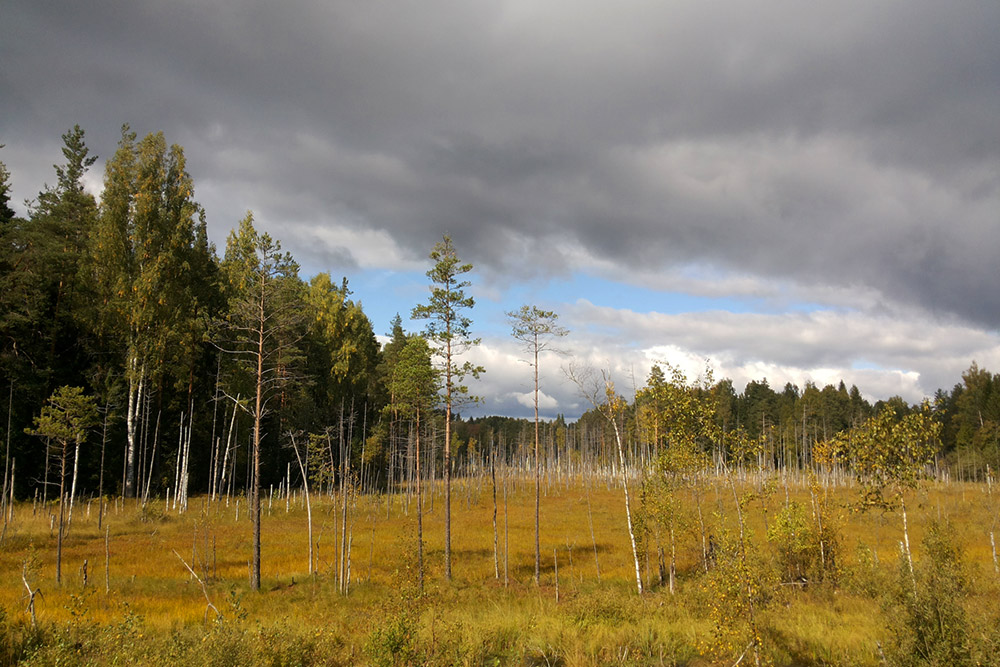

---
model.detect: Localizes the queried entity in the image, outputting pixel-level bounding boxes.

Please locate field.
[1,471,999,666]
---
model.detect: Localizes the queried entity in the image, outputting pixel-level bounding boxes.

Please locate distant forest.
[2,126,999,505]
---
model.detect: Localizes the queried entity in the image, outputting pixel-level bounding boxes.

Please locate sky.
[2,1,999,420]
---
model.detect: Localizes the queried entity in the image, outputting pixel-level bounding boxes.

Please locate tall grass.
[1,473,998,665]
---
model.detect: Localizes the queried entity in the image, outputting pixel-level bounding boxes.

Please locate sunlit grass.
[1,471,998,664]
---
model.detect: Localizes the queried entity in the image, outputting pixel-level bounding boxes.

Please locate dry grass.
[1,471,998,665]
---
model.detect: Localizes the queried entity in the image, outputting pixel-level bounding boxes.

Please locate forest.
[2,127,1000,665]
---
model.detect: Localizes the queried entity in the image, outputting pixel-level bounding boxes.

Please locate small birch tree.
[569,365,643,594]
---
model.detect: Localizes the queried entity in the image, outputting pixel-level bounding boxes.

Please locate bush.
[701,528,775,665]
[844,540,889,598]
[882,520,972,666]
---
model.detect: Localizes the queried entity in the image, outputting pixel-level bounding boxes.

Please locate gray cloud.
[3,0,999,330]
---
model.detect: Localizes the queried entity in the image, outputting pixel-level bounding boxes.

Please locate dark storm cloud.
[3,1,999,324]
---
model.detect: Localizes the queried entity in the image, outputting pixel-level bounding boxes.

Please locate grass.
[1,471,999,665]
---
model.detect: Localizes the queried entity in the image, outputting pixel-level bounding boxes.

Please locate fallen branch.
[172,549,221,623]
[21,564,41,628]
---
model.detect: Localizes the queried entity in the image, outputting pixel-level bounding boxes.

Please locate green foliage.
[0,150,16,226]
[844,540,890,597]
[638,363,720,458]
[387,336,438,420]
[304,273,382,420]
[25,386,98,447]
[364,594,421,667]
[1,129,101,471]
[767,501,836,585]
[91,126,211,381]
[0,606,44,666]
[829,403,942,510]
[217,212,304,417]
[882,520,973,666]
[701,528,775,665]
[89,125,218,497]
[410,234,484,409]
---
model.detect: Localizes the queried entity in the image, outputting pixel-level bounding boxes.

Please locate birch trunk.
[609,414,643,595]
[124,361,146,498]
[68,439,81,525]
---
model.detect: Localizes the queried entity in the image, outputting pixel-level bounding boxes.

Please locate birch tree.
[823,402,941,585]
[569,365,643,594]
[91,127,207,497]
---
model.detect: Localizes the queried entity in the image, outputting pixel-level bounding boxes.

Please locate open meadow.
[2,471,999,666]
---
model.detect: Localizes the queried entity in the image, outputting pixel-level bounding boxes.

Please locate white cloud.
[460,300,1000,418]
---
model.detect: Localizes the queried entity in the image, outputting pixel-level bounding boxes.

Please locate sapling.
[826,403,941,589]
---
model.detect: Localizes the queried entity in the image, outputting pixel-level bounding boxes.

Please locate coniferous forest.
[2,127,1000,665]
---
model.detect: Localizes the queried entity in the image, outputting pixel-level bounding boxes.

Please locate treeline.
[0,126,388,508]
[458,364,1000,482]
[2,125,999,510]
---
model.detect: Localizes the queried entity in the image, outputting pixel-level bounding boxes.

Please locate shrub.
[701,528,775,665]
[882,520,972,666]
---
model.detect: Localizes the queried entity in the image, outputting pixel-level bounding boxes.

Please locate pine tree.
[0,148,15,228]
[411,235,483,581]
[25,386,97,583]
[506,305,567,584]
[216,212,304,591]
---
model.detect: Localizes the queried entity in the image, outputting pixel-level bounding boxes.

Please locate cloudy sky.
[3,1,999,419]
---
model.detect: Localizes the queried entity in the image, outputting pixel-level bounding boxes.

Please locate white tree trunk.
[124,360,145,498]
[609,415,643,595]
[68,439,81,524]
[290,434,313,574]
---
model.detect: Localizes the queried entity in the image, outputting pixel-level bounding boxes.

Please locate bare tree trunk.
[104,525,111,593]
[503,464,509,588]
[250,288,265,592]
[990,530,998,576]
[5,459,13,531]
[900,494,915,592]
[68,438,82,525]
[553,547,560,603]
[669,522,676,594]
[217,398,239,504]
[290,433,313,574]
[173,415,184,510]
[97,408,108,530]
[444,340,453,581]
[339,403,349,594]
[57,442,67,584]
[586,476,601,581]
[491,445,499,580]
[416,410,425,592]
[534,342,541,585]
[2,382,11,529]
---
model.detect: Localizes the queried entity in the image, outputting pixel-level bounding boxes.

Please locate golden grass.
[1,472,998,665]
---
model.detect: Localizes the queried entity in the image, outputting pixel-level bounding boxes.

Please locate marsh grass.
[0,475,998,665]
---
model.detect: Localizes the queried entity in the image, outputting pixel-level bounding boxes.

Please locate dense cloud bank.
[3,1,999,416]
